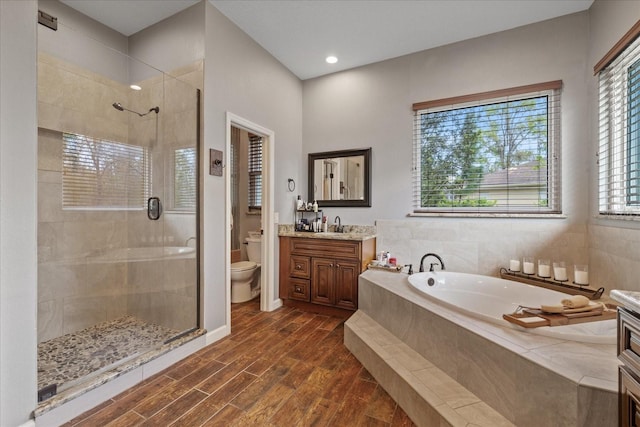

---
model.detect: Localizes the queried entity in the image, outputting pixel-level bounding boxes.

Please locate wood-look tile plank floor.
[63,300,417,426]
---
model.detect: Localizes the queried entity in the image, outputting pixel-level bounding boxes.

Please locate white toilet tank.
[246,236,262,263]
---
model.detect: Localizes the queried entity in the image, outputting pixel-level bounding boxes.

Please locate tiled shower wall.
[37,53,201,343]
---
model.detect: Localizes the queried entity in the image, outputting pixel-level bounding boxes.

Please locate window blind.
[248,133,262,209]
[598,27,640,217]
[412,82,562,214]
[173,147,196,211]
[62,133,150,209]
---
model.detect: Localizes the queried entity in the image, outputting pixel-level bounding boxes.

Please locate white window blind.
[412,81,562,215]
[248,133,262,209]
[173,147,196,211]
[62,133,150,209]
[597,25,640,217]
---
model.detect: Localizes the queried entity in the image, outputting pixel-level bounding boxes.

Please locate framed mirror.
[308,148,371,207]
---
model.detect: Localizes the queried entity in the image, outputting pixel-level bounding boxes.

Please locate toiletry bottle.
[296,195,303,210]
[313,200,318,212]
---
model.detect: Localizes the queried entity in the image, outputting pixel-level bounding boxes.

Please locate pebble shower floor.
[38,316,178,398]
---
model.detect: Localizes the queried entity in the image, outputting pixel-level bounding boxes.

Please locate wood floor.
[62,299,416,426]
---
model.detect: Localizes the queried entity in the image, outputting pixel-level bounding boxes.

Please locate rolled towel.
[561,295,590,308]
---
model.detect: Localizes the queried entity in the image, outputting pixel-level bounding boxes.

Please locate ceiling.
[60,0,594,80]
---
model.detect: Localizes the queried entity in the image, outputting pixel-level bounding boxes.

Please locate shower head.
[112,102,159,117]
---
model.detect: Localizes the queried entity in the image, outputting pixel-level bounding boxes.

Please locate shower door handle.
[147,197,162,220]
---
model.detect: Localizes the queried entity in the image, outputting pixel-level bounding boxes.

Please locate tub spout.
[419,253,445,272]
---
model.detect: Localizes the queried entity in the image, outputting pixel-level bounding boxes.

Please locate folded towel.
[561,295,590,308]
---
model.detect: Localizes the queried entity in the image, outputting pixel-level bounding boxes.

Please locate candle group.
[509,258,588,285]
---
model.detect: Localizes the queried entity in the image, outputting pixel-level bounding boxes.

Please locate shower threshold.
[36,316,205,415]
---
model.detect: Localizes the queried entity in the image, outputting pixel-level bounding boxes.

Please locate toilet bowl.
[231,235,262,303]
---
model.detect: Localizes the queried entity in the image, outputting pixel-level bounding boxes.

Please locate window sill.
[408,212,567,219]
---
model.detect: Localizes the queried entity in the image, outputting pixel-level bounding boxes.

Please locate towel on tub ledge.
[560,295,590,308]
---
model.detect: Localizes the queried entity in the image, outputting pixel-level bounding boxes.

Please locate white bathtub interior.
[407,271,616,344]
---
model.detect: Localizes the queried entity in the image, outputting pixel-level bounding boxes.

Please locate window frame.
[411,80,563,217]
[247,133,262,210]
[596,20,640,218]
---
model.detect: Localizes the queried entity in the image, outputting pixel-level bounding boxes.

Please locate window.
[173,147,196,211]
[412,81,562,215]
[597,22,640,216]
[248,133,262,209]
[62,133,150,209]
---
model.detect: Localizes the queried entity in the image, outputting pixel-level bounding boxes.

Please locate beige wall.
[1,1,38,424]
[303,12,592,280]
[203,3,303,329]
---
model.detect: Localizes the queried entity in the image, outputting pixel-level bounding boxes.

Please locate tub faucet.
[334,216,343,233]
[419,253,445,272]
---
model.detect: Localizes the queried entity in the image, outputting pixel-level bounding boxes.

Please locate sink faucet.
[419,253,445,272]
[334,216,343,233]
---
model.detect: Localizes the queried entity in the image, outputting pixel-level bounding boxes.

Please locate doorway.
[225,113,280,327]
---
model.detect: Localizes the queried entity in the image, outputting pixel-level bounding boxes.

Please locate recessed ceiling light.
[326,56,338,64]
[130,84,142,91]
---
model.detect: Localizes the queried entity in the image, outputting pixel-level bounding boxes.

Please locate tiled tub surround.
[345,270,619,427]
[374,219,588,279]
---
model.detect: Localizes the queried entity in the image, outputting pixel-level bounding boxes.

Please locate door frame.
[225,112,281,321]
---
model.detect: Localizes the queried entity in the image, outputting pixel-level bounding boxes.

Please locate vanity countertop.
[611,289,640,312]
[278,224,376,242]
[278,230,376,242]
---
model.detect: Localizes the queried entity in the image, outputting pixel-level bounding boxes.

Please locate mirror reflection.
[313,156,364,200]
[308,148,371,207]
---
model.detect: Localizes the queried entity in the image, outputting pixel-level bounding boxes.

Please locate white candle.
[523,262,535,274]
[538,264,551,277]
[575,271,589,285]
[554,267,568,281]
[509,259,520,272]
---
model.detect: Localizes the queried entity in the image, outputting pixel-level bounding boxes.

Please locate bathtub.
[88,246,195,263]
[407,271,616,344]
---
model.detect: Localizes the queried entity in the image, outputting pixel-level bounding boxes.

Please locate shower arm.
[112,102,159,117]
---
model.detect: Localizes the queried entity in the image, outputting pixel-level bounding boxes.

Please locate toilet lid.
[231,261,257,271]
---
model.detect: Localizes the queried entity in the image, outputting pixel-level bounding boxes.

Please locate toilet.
[230,233,262,303]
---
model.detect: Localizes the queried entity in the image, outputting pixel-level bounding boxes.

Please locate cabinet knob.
[295,286,301,293]
[295,264,302,270]
[329,263,333,267]
[336,264,340,268]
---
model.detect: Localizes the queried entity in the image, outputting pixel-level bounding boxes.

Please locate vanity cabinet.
[279,236,375,315]
[619,307,640,427]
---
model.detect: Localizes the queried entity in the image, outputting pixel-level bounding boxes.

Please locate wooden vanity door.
[334,260,359,310]
[311,257,335,306]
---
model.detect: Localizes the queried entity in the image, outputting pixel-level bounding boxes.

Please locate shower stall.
[36,23,200,401]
